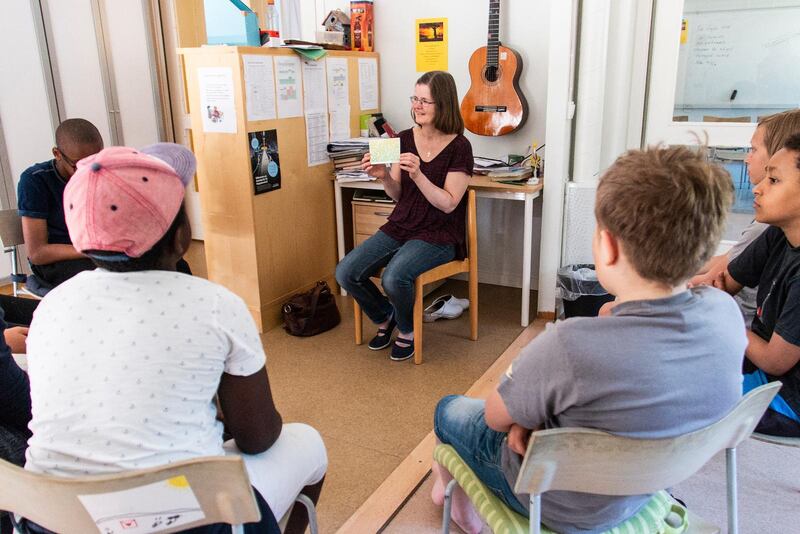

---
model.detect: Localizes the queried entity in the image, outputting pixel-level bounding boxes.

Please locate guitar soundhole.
[483,65,501,84]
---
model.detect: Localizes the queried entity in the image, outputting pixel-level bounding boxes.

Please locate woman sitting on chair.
[336,71,474,362]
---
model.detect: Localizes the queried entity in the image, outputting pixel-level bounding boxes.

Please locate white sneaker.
[423,295,470,322]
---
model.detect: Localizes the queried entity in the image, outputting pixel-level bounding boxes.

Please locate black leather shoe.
[390,338,415,361]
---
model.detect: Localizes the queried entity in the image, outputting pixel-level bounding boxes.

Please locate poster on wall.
[274,56,303,118]
[358,57,379,111]
[198,67,237,133]
[249,130,281,195]
[243,54,277,121]
[415,18,448,72]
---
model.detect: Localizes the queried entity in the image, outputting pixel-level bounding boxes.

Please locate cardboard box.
[204,0,260,47]
[350,0,374,52]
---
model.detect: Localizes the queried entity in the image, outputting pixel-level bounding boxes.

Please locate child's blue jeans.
[433,395,528,516]
[335,230,455,334]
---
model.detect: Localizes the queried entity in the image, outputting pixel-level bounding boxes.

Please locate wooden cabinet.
[352,200,395,245]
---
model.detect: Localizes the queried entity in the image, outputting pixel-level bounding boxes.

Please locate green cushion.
[433,444,687,534]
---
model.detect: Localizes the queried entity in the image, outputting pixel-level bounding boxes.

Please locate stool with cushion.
[436,382,780,534]
[353,189,478,364]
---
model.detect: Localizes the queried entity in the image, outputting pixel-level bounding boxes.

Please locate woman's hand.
[398,152,422,181]
[361,153,388,180]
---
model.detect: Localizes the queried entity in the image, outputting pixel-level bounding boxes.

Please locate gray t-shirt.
[729,220,768,326]
[498,287,746,534]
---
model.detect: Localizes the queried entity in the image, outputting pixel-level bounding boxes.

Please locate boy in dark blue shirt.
[17,118,102,287]
[717,133,800,437]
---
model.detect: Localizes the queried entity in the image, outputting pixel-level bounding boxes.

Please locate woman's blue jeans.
[335,230,455,334]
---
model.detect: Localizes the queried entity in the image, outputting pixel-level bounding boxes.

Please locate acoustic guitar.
[460,0,528,136]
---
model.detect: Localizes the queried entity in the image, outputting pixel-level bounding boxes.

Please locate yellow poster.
[416,18,448,72]
[680,18,688,44]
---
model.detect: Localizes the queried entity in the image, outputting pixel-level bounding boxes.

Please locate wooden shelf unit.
[180,46,380,331]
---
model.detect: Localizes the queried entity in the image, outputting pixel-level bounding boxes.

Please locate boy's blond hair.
[595,146,733,286]
[760,109,800,157]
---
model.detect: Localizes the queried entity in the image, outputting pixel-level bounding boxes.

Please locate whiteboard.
[675,7,800,108]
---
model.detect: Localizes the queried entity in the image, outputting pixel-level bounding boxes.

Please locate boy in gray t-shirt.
[431,146,747,534]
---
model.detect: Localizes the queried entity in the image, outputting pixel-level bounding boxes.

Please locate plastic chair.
[439,382,780,534]
[0,455,261,533]
[353,189,478,364]
[0,209,50,299]
[751,432,800,448]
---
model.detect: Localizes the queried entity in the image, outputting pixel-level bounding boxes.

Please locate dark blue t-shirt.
[17,160,72,245]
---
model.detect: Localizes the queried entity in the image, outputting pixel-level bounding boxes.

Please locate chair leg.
[294,493,319,534]
[354,301,363,345]
[441,479,457,534]
[726,447,738,534]
[414,279,424,364]
[530,494,541,534]
[468,269,478,341]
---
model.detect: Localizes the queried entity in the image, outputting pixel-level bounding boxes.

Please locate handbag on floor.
[282,281,341,336]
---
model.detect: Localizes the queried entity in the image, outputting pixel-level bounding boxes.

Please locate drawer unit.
[352,200,395,244]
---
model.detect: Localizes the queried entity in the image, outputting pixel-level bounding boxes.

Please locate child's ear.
[596,228,620,267]
[171,217,192,258]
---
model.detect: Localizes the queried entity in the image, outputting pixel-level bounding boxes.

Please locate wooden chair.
[0,209,50,298]
[0,455,262,534]
[702,115,751,123]
[354,189,478,365]
[439,382,780,534]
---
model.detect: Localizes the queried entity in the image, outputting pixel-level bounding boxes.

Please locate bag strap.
[299,282,326,333]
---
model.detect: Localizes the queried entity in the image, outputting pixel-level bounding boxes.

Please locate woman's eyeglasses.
[409,96,435,106]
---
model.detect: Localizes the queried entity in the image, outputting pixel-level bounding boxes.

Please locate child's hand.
[689,272,714,288]
[507,423,532,456]
[711,271,727,291]
[4,326,28,354]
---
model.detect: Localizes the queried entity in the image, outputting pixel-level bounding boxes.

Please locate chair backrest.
[0,209,25,249]
[0,455,261,533]
[514,382,780,496]
[465,189,477,262]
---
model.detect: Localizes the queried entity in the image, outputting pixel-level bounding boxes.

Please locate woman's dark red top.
[381,128,474,258]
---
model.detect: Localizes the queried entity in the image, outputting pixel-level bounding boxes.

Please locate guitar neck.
[487,0,500,67]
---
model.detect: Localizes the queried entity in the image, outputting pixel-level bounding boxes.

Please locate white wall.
[305,0,549,289]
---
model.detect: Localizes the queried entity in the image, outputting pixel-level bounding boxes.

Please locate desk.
[334,176,543,326]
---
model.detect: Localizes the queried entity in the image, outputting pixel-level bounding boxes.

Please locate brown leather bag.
[282,281,341,336]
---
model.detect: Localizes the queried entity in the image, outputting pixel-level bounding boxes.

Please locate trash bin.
[556,264,615,318]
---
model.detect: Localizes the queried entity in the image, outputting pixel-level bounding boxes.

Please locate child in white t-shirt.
[25,145,327,533]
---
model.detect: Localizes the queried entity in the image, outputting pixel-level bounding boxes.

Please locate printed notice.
[369,138,400,165]
[274,56,303,118]
[198,67,237,133]
[329,107,351,142]
[416,18,448,71]
[78,476,204,534]
[302,58,328,114]
[326,57,350,110]
[358,57,379,111]
[243,54,277,121]
[305,112,330,166]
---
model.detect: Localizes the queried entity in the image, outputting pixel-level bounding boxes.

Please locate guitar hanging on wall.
[460,0,529,136]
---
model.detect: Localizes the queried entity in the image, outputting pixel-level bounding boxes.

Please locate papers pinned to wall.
[358,57,378,111]
[305,112,330,166]
[243,55,277,122]
[274,56,303,118]
[198,67,237,133]
[415,18,448,72]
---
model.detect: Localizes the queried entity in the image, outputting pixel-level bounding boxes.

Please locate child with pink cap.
[23,145,327,533]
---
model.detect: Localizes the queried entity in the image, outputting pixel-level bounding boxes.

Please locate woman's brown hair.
[413,71,464,135]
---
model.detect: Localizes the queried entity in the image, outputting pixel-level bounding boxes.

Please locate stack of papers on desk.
[336,171,374,183]
[328,138,370,152]
[473,154,535,182]
[329,138,371,182]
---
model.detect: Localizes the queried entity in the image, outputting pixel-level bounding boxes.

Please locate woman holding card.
[336,71,474,362]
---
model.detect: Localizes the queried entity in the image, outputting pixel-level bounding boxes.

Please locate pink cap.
[64,146,186,259]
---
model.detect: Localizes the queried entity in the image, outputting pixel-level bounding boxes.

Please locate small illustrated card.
[78,475,205,534]
[369,138,400,165]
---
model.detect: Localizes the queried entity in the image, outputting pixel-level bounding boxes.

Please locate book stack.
[473,156,536,183]
[328,138,371,183]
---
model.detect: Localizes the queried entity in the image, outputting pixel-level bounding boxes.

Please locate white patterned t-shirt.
[25,269,266,476]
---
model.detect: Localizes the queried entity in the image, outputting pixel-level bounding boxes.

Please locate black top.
[381,128,474,259]
[729,225,800,413]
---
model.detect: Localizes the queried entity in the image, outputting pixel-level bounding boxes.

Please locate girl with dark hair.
[336,71,474,362]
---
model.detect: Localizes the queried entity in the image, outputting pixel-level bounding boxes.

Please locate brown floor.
[183,239,532,532]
